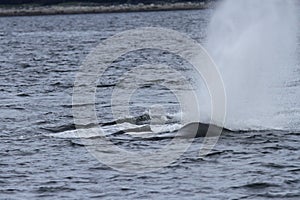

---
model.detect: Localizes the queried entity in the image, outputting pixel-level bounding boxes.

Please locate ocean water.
[0,8,299,200]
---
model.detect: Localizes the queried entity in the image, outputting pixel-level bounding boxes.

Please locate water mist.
[206,0,298,130]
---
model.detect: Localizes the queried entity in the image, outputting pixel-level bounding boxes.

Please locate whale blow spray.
[206,0,298,130]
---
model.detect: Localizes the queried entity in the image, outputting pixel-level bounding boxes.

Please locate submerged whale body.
[101,114,230,138]
[111,122,230,138]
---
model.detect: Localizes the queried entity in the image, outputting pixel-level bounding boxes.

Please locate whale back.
[177,122,227,138]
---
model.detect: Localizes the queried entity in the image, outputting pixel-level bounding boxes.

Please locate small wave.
[36,186,76,193]
[257,191,300,198]
[234,182,280,190]
[41,123,76,133]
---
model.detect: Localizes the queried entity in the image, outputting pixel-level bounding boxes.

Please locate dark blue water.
[0,10,299,199]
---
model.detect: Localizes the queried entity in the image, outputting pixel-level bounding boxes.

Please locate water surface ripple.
[0,10,299,199]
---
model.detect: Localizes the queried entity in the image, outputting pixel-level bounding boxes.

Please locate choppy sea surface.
[0,10,300,199]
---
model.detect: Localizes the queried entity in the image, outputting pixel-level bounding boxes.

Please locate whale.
[99,113,231,138]
[110,122,231,138]
[176,122,231,138]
